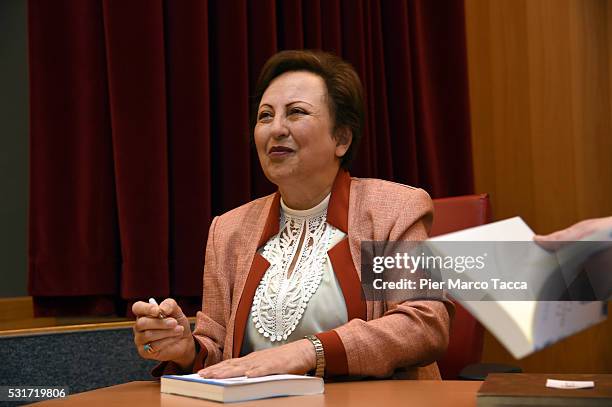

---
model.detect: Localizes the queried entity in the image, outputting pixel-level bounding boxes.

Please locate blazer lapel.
[326,170,367,321]
[232,193,280,358]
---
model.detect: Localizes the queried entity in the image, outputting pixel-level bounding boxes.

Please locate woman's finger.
[134,316,177,333]
[245,367,271,378]
[533,235,565,251]
[159,298,185,320]
[534,216,612,250]
[144,334,186,356]
[199,358,246,377]
[201,363,249,379]
[134,325,183,345]
[132,301,161,318]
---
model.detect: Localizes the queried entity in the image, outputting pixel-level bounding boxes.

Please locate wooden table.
[32,380,482,406]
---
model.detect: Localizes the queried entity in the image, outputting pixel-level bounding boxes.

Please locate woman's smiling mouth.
[268,145,295,158]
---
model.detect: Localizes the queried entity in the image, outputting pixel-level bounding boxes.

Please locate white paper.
[545,379,595,389]
[426,216,608,359]
[428,216,535,242]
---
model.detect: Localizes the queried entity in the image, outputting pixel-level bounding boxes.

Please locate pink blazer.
[162,170,452,379]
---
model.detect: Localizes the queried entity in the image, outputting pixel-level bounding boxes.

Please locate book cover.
[477,373,612,407]
[161,373,324,403]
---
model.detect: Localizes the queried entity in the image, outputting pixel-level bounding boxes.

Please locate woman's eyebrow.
[286,100,313,107]
[258,100,314,110]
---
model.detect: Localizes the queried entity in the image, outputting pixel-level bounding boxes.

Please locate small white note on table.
[546,379,595,389]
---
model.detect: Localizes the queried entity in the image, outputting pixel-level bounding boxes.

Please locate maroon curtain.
[28,0,473,316]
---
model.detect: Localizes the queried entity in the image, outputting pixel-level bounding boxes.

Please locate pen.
[148,297,166,319]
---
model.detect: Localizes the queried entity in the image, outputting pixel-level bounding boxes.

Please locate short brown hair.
[251,50,364,169]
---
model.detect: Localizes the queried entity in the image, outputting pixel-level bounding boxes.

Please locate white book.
[161,373,324,403]
[427,216,609,359]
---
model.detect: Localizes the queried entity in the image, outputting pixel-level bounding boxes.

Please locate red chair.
[430,194,491,380]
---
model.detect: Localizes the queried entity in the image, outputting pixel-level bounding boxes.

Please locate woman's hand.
[132,298,196,371]
[198,339,316,378]
[534,216,612,251]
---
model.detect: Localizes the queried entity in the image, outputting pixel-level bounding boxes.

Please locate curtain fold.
[164,0,212,297]
[102,0,171,299]
[28,0,474,316]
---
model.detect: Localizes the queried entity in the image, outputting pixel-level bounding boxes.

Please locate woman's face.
[254,71,350,186]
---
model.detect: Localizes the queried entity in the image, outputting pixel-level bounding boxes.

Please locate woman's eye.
[289,108,306,116]
[258,111,272,121]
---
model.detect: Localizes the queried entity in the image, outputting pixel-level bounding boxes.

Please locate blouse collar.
[280,193,330,218]
[257,169,351,247]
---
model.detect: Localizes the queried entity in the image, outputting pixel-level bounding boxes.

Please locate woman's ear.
[334,127,353,158]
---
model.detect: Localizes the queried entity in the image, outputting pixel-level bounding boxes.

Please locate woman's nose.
[269,115,289,139]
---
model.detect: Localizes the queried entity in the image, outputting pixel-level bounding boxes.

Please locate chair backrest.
[430,194,491,379]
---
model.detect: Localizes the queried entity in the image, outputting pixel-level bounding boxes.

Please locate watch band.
[305,335,326,377]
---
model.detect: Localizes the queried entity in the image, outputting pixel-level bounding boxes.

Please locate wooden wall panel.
[466,0,612,234]
[526,0,579,231]
[466,0,537,227]
[567,0,612,222]
[465,0,612,373]
[610,0,612,131]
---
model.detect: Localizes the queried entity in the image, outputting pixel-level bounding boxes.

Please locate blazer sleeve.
[191,215,231,370]
[315,188,454,378]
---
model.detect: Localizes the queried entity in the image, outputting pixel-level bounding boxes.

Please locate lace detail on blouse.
[252,195,335,342]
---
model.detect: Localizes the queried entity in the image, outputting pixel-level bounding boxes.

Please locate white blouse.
[242,194,349,354]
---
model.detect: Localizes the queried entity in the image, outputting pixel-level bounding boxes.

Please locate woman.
[132,50,452,379]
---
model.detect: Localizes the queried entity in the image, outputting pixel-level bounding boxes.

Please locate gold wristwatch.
[304,335,326,377]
